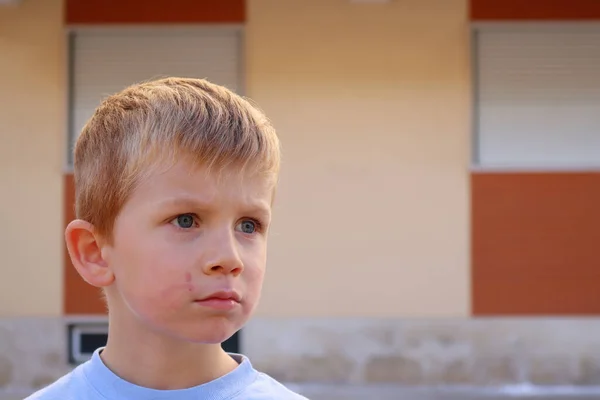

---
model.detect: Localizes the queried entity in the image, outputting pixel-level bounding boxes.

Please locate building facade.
[1,0,600,397]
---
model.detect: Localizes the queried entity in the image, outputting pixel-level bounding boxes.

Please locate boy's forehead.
[134,158,277,204]
[176,159,275,188]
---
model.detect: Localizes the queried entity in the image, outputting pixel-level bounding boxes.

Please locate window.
[66,26,242,167]
[473,24,600,169]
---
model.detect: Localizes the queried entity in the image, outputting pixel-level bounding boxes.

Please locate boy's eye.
[173,214,196,229]
[237,220,257,234]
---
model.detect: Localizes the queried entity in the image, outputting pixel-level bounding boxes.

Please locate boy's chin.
[168,320,242,345]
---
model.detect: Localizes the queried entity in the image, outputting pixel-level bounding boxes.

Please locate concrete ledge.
[6,385,600,400]
[286,384,600,400]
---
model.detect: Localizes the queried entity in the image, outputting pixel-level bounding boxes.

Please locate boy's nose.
[201,233,244,277]
[204,260,243,276]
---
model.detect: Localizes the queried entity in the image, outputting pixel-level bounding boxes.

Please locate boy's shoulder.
[241,371,309,399]
[24,364,93,400]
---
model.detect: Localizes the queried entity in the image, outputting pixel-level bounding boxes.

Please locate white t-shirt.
[26,348,308,400]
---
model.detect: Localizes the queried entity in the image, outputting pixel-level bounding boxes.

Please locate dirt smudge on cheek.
[185,272,193,292]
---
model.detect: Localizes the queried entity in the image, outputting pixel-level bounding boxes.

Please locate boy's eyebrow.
[155,196,272,217]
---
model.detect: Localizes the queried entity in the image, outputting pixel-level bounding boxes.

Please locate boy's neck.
[99,314,239,390]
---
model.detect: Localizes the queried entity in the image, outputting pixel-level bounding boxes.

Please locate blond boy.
[27,77,307,399]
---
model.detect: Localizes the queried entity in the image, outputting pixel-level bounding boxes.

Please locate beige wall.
[247,0,471,317]
[0,0,470,317]
[0,0,64,316]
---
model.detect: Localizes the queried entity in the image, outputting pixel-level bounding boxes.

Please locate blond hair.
[73,77,280,240]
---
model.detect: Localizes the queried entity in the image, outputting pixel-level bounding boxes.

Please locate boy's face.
[101,159,274,344]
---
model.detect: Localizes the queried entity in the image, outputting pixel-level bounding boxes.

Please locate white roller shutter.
[475,26,600,168]
[68,27,242,166]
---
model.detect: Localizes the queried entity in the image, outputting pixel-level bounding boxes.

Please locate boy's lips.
[197,289,241,302]
[194,289,241,311]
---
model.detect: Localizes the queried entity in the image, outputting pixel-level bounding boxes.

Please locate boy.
[27,77,307,399]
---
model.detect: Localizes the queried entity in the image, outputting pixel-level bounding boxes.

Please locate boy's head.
[65,77,280,344]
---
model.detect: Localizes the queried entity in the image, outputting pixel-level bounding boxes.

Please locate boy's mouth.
[194,289,241,311]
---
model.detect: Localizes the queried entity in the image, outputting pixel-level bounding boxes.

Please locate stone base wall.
[242,318,600,386]
[2,317,600,398]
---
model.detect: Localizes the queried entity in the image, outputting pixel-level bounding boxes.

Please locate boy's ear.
[65,219,115,288]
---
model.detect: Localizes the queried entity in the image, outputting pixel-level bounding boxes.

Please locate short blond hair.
[73,77,280,240]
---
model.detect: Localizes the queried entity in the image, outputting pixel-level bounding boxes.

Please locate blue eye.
[174,214,195,229]
[238,220,256,234]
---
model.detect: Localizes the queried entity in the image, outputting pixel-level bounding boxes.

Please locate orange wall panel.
[471,0,600,20]
[64,174,107,315]
[65,0,245,24]
[472,172,600,315]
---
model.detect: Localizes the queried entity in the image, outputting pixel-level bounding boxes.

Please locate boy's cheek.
[243,268,266,297]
